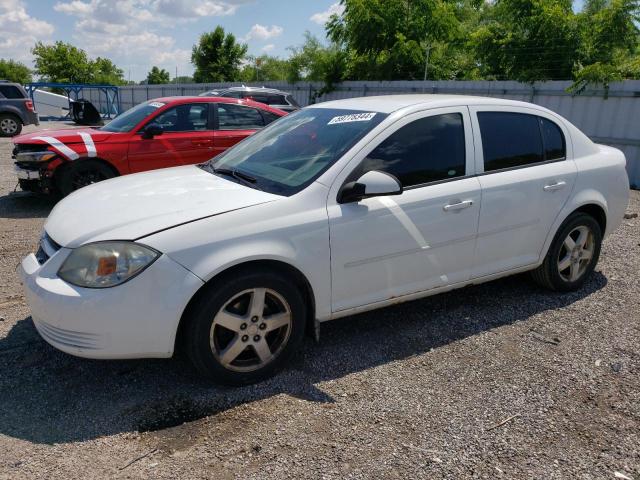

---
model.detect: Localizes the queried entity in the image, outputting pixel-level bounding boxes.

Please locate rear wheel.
[57,159,116,196]
[531,212,602,291]
[0,114,22,137]
[184,270,306,385]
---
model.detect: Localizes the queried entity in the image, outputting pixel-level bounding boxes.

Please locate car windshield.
[202,108,387,196]
[100,101,166,132]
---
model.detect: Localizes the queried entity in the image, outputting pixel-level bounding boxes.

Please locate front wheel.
[57,159,116,196]
[184,270,307,385]
[531,212,602,291]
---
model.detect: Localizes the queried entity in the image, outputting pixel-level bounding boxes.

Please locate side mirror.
[141,124,163,139]
[338,170,403,203]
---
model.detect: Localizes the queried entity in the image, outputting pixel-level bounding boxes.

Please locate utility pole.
[422,44,431,92]
[175,66,178,84]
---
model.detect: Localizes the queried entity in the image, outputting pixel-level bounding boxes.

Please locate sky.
[0,0,344,81]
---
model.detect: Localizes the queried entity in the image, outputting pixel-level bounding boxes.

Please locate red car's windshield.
[100,101,167,133]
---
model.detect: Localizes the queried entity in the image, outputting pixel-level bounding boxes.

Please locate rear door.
[127,103,214,173]
[211,103,265,157]
[469,106,576,278]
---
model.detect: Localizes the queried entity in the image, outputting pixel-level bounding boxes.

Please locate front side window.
[217,103,264,130]
[478,112,544,171]
[151,103,209,132]
[203,108,387,195]
[356,113,466,187]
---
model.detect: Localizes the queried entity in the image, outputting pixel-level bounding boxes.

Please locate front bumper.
[19,247,203,359]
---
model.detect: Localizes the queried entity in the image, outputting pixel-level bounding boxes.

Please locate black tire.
[531,212,602,291]
[0,113,22,137]
[57,159,116,196]
[184,269,307,385]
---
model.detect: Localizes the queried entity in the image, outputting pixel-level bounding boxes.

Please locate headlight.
[58,242,160,288]
[15,151,58,163]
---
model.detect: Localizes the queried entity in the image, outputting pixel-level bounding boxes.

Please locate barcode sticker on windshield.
[328,112,376,125]
[149,102,165,108]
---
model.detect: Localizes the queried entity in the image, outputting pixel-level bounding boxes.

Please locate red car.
[12,96,287,196]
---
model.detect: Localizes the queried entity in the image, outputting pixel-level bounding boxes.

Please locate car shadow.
[0,272,607,444]
[0,190,56,219]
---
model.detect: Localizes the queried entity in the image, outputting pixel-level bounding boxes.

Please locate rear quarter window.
[0,85,25,99]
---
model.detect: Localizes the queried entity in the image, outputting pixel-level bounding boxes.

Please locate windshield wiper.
[211,167,257,185]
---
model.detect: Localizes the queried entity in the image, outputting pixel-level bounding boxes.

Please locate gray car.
[0,81,39,137]
[199,86,301,113]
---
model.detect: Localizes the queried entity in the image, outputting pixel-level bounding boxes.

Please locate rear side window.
[357,113,466,187]
[478,112,544,171]
[286,95,300,108]
[540,117,566,160]
[266,94,287,105]
[217,103,265,130]
[0,85,25,99]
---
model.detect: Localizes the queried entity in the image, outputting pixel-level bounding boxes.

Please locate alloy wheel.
[209,288,292,372]
[557,225,594,282]
[0,118,18,135]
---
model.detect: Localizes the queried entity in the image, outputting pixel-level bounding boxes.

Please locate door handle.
[443,200,473,212]
[543,181,567,192]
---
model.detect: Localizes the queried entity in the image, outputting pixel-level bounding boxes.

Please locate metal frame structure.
[25,83,121,119]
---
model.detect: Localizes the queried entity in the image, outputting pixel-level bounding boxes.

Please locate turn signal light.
[96,256,117,276]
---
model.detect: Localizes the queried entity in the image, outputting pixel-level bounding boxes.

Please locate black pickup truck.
[0,81,39,137]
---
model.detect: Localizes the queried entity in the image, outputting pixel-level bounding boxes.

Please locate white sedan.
[20,95,629,384]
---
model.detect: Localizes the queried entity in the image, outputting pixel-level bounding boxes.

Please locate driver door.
[127,103,214,173]
[327,107,481,313]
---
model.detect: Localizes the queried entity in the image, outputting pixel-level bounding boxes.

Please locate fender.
[32,132,97,161]
[0,105,26,123]
[538,188,608,262]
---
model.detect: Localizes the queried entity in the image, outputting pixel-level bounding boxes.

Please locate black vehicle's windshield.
[203,108,387,196]
[100,101,166,133]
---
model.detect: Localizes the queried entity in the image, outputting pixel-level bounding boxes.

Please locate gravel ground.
[0,122,638,480]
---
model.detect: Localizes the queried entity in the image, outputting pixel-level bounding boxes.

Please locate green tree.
[32,41,126,85]
[286,33,347,93]
[326,0,468,80]
[0,59,32,84]
[174,75,194,83]
[470,0,580,82]
[32,41,92,83]
[569,0,640,93]
[191,26,247,82]
[146,66,171,84]
[91,57,125,85]
[239,55,290,82]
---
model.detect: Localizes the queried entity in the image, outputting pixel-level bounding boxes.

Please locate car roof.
[219,86,291,95]
[308,94,553,114]
[148,96,287,114]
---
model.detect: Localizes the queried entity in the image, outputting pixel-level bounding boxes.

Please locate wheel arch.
[539,191,608,262]
[174,259,318,355]
[0,108,25,123]
[53,156,121,187]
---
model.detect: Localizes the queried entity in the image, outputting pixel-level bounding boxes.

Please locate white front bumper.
[19,249,204,359]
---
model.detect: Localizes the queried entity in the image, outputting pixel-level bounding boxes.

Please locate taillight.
[25,100,35,112]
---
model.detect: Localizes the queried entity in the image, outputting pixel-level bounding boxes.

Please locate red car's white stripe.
[32,136,80,160]
[79,132,97,157]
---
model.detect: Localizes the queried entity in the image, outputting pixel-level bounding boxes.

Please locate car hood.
[14,127,116,145]
[45,165,281,247]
